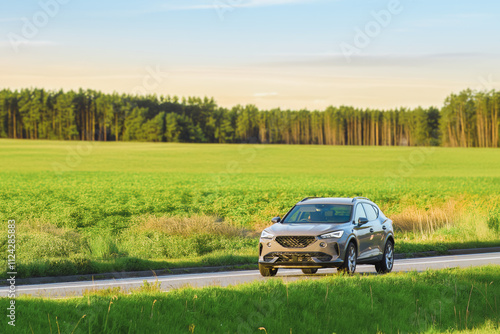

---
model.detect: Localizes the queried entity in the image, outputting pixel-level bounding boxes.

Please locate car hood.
[266,223,348,237]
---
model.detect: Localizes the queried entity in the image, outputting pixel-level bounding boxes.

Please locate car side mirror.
[358,217,369,226]
[271,216,281,224]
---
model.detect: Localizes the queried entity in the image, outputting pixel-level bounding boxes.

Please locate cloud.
[411,12,496,28]
[258,52,499,68]
[254,92,278,97]
[86,0,322,18]
[0,40,58,49]
[163,0,319,11]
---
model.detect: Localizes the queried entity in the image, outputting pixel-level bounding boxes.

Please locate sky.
[1,0,500,110]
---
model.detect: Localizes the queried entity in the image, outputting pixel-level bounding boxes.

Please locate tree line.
[0,88,498,147]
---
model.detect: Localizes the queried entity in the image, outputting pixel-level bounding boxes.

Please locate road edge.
[394,246,500,259]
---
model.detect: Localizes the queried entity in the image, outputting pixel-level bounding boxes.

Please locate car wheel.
[301,268,318,275]
[375,240,394,274]
[338,242,357,275]
[259,264,278,277]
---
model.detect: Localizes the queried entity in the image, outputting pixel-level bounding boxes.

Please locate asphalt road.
[4,252,500,298]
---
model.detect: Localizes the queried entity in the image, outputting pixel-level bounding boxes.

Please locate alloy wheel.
[385,243,394,270]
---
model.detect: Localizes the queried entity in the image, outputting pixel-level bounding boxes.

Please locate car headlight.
[319,231,344,239]
[260,230,274,240]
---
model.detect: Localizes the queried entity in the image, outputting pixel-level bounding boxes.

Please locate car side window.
[371,205,379,218]
[354,204,366,222]
[362,203,377,221]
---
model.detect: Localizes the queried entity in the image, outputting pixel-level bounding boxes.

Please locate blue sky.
[1,0,499,109]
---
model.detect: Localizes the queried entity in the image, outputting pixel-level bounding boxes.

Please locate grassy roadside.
[2,266,499,333]
[2,213,500,279]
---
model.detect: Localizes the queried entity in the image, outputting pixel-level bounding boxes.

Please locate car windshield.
[283,204,353,224]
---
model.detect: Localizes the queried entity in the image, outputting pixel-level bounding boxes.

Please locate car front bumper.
[258,236,347,269]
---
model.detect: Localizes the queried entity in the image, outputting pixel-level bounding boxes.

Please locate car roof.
[297,197,374,205]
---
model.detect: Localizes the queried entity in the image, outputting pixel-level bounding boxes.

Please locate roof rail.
[300,197,321,202]
[352,196,371,202]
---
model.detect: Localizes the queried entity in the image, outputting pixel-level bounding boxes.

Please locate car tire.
[301,268,318,275]
[338,242,357,275]
[375,240,394,274]
[259,264,278,277]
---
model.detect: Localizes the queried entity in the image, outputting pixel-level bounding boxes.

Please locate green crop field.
[1,139,500,278]
[1,266,499,333]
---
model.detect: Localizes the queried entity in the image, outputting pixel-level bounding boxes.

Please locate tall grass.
[0,215,258,278]
[133,215,246,237]
[389,198,500,253]
[392,200,458,234]
[87,234,120,259]
[391,199,500,254]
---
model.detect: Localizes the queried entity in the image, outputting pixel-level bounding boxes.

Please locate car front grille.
[263,252,332,263]
[275,236,316,248]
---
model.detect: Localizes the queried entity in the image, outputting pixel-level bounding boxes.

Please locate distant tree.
[1,87,498,147]
[165,113,181,142]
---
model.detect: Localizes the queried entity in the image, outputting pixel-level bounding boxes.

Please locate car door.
[353,203,372,260]
[362,203,384,258]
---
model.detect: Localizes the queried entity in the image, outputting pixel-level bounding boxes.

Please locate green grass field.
[1,266,499,333]
[1,139,500,277]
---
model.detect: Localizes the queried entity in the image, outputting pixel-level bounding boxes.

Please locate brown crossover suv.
[258,197,394,276]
